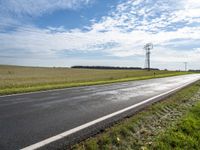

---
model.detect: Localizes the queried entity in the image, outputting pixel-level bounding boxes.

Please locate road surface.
[0,74,200,150]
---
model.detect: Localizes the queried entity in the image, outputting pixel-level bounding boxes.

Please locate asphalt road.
[0,74,200,150]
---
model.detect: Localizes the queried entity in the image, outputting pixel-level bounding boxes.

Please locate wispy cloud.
[0,0,93,17]
[0,0,94,29]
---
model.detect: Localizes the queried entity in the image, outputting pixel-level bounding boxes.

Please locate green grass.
[0,65,191,95]
[72,81,200,150]
[152,102,200,150]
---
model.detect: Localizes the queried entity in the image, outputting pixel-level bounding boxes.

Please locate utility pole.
[184,62,188,71]
[144,43,153,71]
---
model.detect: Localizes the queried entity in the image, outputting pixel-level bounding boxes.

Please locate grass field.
[0,65,190,95]
[72,81,200,150]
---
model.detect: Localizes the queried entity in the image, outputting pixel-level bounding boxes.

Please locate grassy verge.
[0,72,189,95]
[72,81,200,150]
[0,65,191,95]
[152,102,200,149]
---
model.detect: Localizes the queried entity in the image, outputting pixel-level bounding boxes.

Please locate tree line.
[71,66,159,70]
[189,70,200,72]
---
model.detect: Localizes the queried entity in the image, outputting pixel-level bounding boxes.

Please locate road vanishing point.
[0,74,200,150]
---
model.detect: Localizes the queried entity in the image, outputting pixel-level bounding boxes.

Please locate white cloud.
[1,25,200,61]
[0,0,200,69]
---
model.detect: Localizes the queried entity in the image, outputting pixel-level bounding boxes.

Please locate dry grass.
[0,65,189,95]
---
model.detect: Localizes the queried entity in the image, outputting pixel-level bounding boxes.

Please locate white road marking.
[21,77,200,150]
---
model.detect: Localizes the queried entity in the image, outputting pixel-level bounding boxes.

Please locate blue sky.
[0,0,200,70]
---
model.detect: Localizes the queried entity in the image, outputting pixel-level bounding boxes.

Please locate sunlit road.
[0,74,200,150]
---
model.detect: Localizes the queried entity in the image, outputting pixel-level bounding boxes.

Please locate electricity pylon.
[184,62,188,71]
[144,43,153,71]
